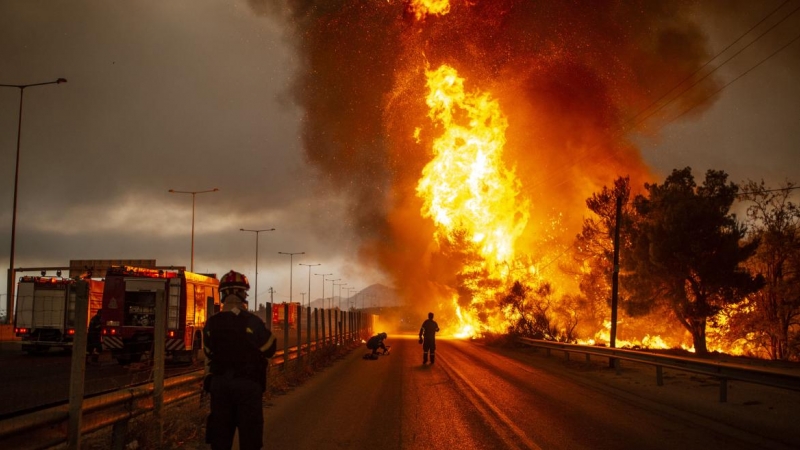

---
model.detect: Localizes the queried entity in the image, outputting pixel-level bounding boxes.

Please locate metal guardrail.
[516,337,800,402]
[0,334,362,450]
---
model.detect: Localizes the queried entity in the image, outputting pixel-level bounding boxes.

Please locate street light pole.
[299,263,320,309]
[278,252,304,304]
[240,228,275,313]
[1,78,67,320]
[168,188,218,272]
[334,282,347,310]
[315,273,333,309]
[328,279,340,310]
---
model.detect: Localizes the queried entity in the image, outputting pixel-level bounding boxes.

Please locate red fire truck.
[14,276,104,354]
[272,302,299,329]
[99,266,219,365]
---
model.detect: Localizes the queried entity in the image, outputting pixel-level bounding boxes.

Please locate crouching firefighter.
[203,270,277,450]
[365,332,388,359]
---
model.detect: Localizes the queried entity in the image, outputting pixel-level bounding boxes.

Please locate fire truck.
[99,266,220,365]
[13,276,104,354]
[272,302,300,329]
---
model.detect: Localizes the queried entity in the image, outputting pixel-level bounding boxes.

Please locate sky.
[1,1,798,320]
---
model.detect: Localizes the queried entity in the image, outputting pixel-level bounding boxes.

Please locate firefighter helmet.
[219,270,250,300]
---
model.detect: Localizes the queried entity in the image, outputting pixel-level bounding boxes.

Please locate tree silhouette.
[732,180,800,360]
[623,167,761,355]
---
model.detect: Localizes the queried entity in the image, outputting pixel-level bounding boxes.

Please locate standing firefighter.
[203,270,277,450]
[419,312,440,365]
[87,309,103,363]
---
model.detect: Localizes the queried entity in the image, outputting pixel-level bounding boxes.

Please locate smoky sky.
[1,1,798,317]
[257,0,794,312]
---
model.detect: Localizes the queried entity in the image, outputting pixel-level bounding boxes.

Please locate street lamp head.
[57,78,67,84]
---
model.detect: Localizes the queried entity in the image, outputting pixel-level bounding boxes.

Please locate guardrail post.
[153,289,165,447]
[564,350,570,361]
[321,308,326,346]
[67,280,89,449]
[296,304,303,363]
[656,366,663,386]
[306,306,311,356]
[314,308,319,350]
[283,304,289,366]
[719,378,728,403]
[328,309,333,344]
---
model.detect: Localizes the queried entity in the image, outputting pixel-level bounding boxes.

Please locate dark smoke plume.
[254,1,720,310]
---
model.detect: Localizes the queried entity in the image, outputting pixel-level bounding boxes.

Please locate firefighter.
[87,309,103,363]
[365,332,388,358]
[203,270,277,450]
[419,312,440,365]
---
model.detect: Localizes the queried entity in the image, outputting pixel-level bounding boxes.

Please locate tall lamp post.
[299,263,320,309]
[346,287,357,310]
[314,273,333,309]
[334,281,347,310]
[2,78,67,320]
[328,279,340,310]
[168,188,218,272]
[240,228,275,313]
[278,252,305,304]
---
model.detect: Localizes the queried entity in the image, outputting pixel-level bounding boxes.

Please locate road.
[261,335,799,450]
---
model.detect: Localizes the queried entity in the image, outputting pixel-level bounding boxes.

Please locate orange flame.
[407,0,451,20]
[416,64,530,336]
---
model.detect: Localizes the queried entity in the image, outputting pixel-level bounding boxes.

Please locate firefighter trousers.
[206,371,264,450]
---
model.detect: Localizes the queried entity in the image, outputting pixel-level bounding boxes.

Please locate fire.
[416,64,530,336]
[453,304,477,338]
[272,2,734,353]
[406,0,451,20]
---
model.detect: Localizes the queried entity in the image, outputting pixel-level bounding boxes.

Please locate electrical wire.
[523,2,800,192]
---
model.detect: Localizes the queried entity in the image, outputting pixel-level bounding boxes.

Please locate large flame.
[417,64,529,265]
[268,1,728,351]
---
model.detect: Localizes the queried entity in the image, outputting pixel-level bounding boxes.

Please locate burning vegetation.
[260,1,799,360]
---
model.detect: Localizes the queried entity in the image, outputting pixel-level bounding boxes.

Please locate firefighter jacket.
[203,307,277,391]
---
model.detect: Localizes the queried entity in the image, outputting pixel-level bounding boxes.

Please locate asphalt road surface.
[260,335,799,450]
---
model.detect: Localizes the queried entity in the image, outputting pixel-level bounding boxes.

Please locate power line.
[665,31,800,124]
[525,3,800,192]
[628,2,800,131]
[624,0,794,129]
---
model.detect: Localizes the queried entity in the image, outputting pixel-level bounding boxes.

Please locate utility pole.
[609,195,622,368]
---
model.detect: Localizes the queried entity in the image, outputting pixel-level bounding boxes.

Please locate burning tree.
[572,177,636,338]
[264,1,725,341]
[623,167,762,355]
[724,180,800,360]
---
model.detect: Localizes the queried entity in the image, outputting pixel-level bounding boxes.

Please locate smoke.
[255,1,720,314]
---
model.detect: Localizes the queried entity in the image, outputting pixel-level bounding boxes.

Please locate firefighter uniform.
[419,312,440,364]
[203,271,276,450]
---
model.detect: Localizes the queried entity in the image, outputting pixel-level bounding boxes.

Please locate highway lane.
[262,335,799,450]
